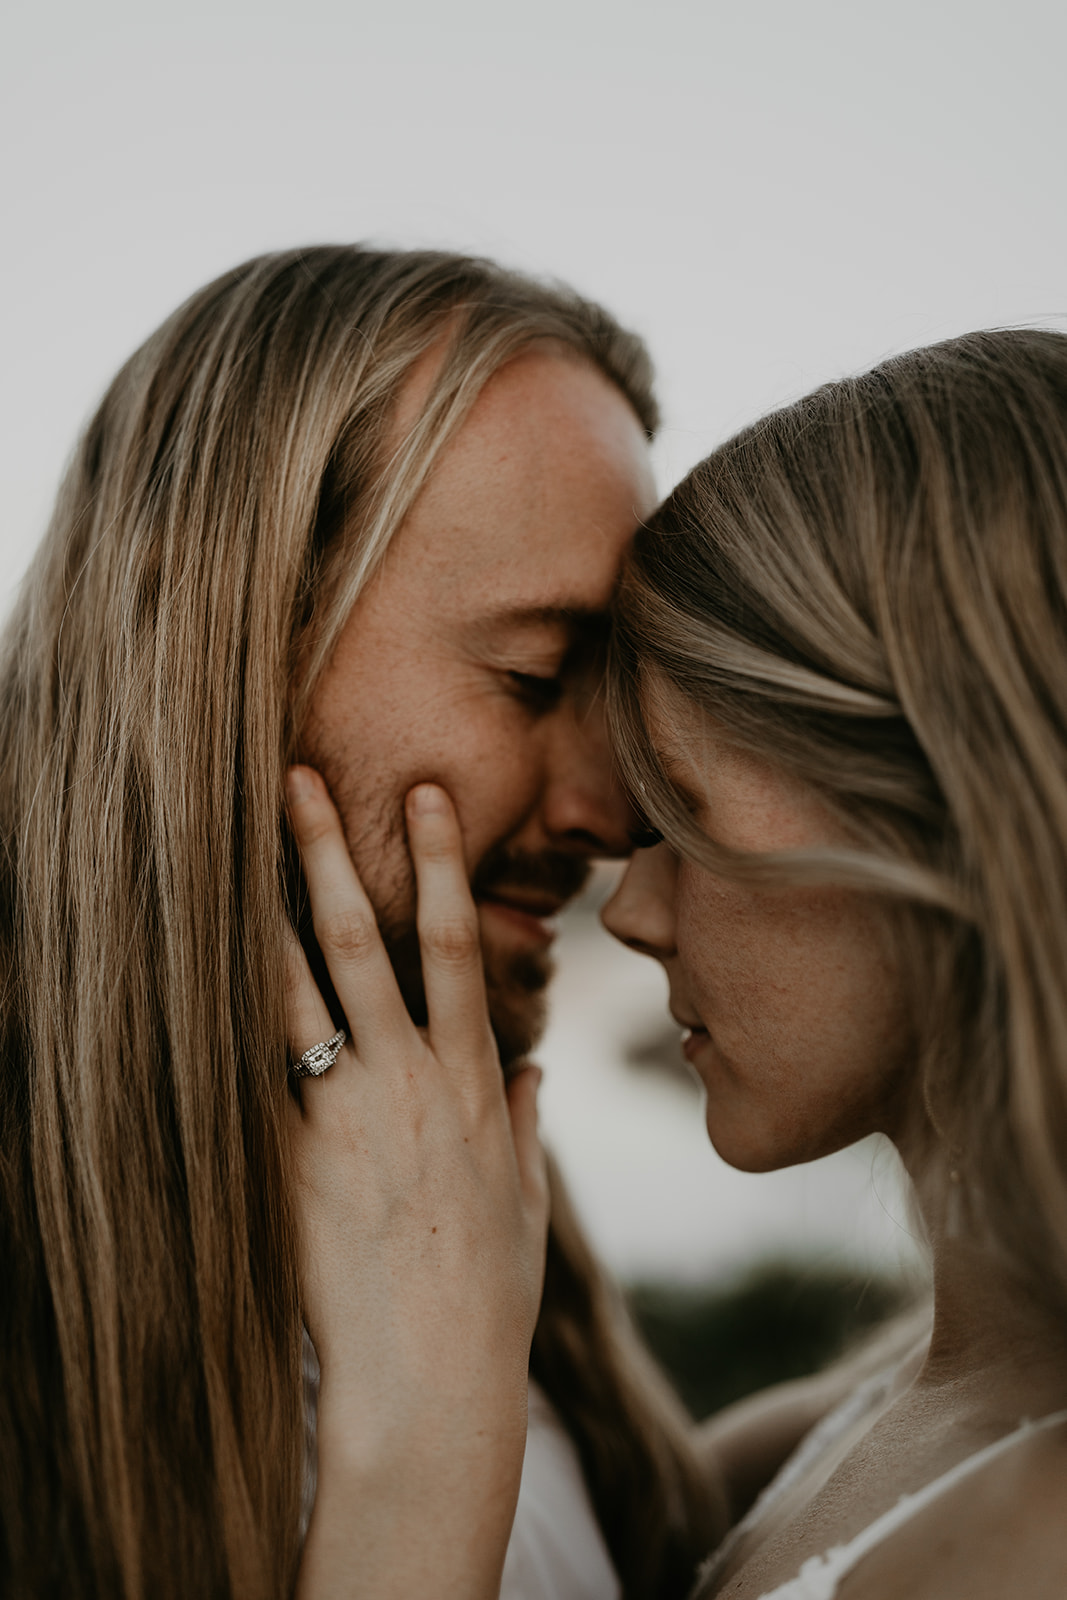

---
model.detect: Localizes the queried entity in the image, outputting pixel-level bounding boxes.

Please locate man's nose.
[541,701,638,857]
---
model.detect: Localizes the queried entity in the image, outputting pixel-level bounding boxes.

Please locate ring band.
[291,1029,346,1078]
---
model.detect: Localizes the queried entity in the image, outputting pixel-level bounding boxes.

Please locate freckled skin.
[602,701,912,1172]
[301,349,656,1064]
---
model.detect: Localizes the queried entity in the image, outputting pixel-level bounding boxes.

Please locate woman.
[600,326,1067,1595]
[0,245,718,1599]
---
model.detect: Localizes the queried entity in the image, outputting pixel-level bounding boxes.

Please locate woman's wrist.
[299,1378,529,1600]
[314,1359,530,1485]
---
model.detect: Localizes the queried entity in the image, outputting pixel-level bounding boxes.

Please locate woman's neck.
[916,1230,1067,1415]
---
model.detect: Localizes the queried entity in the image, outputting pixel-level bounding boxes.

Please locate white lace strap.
[751,1405,1067,1600]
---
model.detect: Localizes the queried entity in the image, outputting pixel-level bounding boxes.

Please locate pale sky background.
[2,0,1064,1279]
[5,0,1065,605]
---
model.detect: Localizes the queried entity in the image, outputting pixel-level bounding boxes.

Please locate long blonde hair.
[611,328,1067,1321]
[0,246,720,1599]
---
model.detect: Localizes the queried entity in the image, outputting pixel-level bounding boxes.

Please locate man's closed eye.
[506,671,566,712]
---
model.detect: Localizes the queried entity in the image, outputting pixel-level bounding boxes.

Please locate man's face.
[300,347,656,1065]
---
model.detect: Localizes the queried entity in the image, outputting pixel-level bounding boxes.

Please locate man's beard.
[290,799,591,1070]
[378,838,590,1070]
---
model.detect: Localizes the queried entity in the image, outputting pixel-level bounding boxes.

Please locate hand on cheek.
[284,766,549,1600]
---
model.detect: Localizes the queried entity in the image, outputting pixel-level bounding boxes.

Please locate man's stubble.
[332,784,590,1070]
[374,823,590,1070]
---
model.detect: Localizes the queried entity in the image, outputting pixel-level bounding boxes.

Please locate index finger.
[406,784,497,1081]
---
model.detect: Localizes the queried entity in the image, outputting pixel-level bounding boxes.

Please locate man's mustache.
[470,843,591,907]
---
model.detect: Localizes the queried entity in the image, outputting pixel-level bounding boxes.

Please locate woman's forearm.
[297,1381,529,1600]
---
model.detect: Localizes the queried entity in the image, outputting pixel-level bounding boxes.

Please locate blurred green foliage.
[627,1262,912,1420]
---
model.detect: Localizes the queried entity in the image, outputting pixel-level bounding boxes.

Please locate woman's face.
[602,694,913,1172]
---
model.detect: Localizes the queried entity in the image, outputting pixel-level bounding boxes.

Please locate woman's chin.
[690,1045,802,1172]
[702,1103,825,1175]
[705,1102,881,1174]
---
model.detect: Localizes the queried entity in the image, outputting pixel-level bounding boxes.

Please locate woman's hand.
[285,767,549,1600]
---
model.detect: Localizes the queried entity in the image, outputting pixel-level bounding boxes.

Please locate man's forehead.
[468,602,611,642]
[379,348,655,629]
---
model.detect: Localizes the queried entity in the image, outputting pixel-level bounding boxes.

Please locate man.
[0,244,717,1599]
[297,290,720,1598]
[302,345,650,1066]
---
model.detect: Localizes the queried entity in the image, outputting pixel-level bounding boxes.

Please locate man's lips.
[477,891,565,946]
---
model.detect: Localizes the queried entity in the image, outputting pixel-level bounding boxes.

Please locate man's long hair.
[0,247,719,1598]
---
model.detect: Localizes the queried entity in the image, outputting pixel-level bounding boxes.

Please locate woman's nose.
[600,843,677,960]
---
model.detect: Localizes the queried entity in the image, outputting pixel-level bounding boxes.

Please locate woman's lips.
[681,1026,711,1064]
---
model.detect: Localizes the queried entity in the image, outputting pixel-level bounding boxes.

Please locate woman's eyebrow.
[654,743,707,816]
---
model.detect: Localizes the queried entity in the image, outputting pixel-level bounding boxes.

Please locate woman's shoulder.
[831,1410,1067,1600]
[697,1410,1067,1600]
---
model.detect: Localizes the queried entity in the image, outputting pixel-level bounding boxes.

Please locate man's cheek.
[434,751,542,874]
[344,805,414,928]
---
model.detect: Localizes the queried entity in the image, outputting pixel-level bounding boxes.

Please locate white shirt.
[501,1380,621,1600]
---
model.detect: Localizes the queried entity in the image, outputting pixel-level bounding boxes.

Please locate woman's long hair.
[610,327,1067,1323]
[0,246,718,1598]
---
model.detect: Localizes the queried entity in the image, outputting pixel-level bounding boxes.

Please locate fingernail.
[286,766,315,805]
[408,783,447,815]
